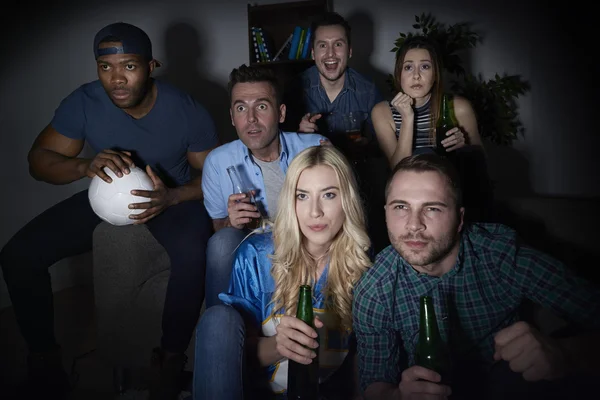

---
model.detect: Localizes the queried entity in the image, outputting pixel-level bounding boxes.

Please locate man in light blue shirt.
[202,64,326,308]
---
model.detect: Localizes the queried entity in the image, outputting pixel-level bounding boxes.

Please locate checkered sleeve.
[353,255,401,392]
[512,245,600,330]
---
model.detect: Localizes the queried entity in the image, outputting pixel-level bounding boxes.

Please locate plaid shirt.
[353,223,600,392]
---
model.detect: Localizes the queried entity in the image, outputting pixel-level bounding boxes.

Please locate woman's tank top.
[389,96,435,152]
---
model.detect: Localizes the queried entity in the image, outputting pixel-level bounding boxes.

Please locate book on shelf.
[287,25,313,60]
[251,28,262,62]
[251,25,314,63]
[288,26,303,60]
[256,27,273,62]
[251,26,277,63]
[295,28,306,59]
[273,33,293,61]
[253,27,266,62]
[301,27,312,59]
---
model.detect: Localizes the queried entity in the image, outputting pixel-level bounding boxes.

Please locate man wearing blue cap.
[0,22,218,399]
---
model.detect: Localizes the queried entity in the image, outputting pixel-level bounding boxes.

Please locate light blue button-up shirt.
[202,130,326,220]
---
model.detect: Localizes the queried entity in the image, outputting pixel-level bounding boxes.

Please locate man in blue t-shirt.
[0,22,218,399]
[201,64,327,309]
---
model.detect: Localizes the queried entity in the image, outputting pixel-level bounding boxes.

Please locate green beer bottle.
[435,94,457,155]
[287,285,319,400]
[414,295,451,384]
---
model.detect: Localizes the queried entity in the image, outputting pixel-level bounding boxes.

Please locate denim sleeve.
[50,89,86,140]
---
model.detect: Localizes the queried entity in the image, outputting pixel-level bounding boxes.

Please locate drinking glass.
[226,165,262,229]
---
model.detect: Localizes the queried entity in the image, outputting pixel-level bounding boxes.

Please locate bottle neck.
[419,296,441,340]
[296,286,314,326]
[441,95,452,119]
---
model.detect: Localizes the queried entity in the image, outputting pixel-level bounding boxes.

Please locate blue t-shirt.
[50,79,218,187]
[202,131,325,220]
[220,231,350,395]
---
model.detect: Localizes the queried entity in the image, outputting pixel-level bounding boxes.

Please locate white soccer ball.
[88,166,155,226]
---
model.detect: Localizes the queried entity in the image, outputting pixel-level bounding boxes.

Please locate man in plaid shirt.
[353,153,600,400]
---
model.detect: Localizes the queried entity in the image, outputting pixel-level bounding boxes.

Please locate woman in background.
[371,35,483,169]
[372,35,492,222]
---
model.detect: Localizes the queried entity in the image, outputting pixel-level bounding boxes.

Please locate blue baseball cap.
[93,22,162,67]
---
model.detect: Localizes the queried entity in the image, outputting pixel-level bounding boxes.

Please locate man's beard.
[389,226,460,269]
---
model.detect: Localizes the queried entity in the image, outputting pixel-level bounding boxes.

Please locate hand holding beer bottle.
[398,295,452,399]
[274,313,322,365]
[287,285,320,399]
[275,286,323,366]
[435,94,465,155]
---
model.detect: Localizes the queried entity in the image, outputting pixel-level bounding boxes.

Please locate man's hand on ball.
[86,149,135,183]
[128,165,176,224]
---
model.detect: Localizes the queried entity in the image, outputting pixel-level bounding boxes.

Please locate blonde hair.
[269,145,371,330]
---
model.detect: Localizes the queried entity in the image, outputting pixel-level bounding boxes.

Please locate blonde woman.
[192,145,371,400]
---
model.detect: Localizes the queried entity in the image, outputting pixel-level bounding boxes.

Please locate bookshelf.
[247,0,331,70]
[247,0,332,131]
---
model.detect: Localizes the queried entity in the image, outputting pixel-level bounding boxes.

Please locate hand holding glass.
[341,112,364,141]
[226,165,262,229]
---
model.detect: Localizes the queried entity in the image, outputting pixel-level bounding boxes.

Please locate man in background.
[202,64,327,309]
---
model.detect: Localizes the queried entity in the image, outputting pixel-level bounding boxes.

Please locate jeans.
[193,305,247,400]
[204,227,249,308]
[192,305,358,400]
[0,189,211,354]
